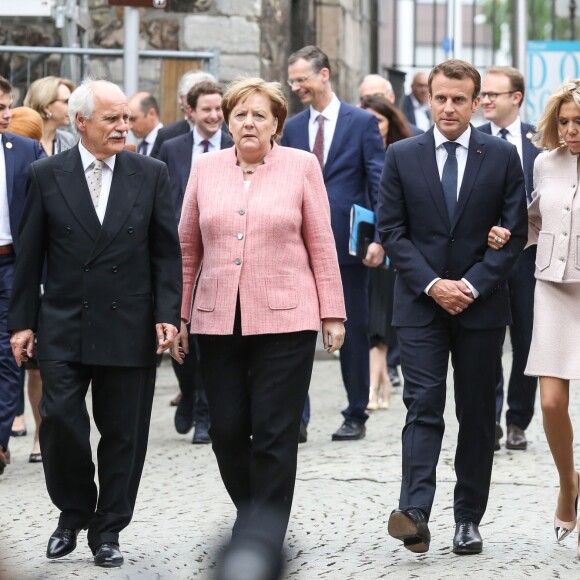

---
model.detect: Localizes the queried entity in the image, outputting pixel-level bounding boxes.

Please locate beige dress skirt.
[525,279,580,379]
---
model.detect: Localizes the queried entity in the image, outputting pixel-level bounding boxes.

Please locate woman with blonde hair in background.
[7,106,46,463]
[23,76,76,155]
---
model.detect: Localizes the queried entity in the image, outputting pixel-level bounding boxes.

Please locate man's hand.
[170,320,189,364]
[156,323,178,355]
[487,225,511,250]
[321,318,346,353]
[363,242,386,268]
[10,329,35,367]
[428,279,474,315]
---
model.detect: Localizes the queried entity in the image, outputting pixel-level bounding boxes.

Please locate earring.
[45,111,53,119]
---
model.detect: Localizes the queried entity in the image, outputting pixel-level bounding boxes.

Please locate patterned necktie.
[138,139,148,155]
[312,115,325,168]
[499,128,509,140]
[87,160,104,208]
[441,142,459,221]
[201,140,210,153]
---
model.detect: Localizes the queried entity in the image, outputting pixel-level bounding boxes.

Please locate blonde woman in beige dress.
[489,79,580,558]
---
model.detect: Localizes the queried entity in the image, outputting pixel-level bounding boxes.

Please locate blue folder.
[349,204,390,268]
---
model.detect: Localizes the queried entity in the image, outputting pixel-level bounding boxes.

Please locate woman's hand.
[170,320,189,364]
[487,226,511,250]
[322,318,346,354]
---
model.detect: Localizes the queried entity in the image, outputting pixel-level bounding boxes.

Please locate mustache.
[108,131,127,139]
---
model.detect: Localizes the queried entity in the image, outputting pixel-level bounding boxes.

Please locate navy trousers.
[495,247,538,429]
[0,256,24,450]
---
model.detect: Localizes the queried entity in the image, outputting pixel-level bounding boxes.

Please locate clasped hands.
[428,279,474,315]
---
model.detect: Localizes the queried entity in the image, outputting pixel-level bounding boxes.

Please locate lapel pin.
[476,149,482,155]
[5,142,12,149]
[526,132,533,140]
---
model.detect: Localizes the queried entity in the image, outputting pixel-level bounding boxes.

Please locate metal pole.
[516,0,527,120]
[453,0,462,59]
[123,7,140,97]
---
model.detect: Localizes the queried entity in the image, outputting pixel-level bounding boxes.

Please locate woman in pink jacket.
[173,77,346,554]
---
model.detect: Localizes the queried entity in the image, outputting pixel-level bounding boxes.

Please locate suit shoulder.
[476,122,491,134]
[284,109,309,128]
[5,132,41,152]
[122,150,167,172]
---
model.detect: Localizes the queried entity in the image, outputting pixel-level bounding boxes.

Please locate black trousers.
[198,330,317,551]
[397,315,504,524]
[38,361,156,552]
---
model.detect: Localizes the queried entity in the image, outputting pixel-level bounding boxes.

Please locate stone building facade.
[0,0,380,118]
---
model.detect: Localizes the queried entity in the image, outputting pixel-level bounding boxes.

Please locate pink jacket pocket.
[196,277,217,312]
[266,275,298,310]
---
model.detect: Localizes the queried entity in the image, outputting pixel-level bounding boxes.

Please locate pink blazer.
[179,142,346,335]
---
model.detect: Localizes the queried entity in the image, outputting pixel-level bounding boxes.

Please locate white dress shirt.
[410,94,432,132]
[309,93,341,165]
[489,117,523,169]
[0,135,11,245]
[191,127,223,166]
[78,140,116,224]
[139,122,163,156]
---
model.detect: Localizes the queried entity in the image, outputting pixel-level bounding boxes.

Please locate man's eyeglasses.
[287,72,317,87]
[479,91,515,102]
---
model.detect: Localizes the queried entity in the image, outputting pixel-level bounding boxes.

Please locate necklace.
[241,167,256,174]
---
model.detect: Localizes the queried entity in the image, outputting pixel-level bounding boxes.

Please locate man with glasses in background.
[281,45,385,443]
[478,66,541,452]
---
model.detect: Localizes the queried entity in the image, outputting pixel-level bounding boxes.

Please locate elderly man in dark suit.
[379,60,527,555]
[478,66,542,452]
[281,45,385,442]
[401,72,432,131]
[158,80,233,444]
[8,80,181,568]
[0,76,45,475]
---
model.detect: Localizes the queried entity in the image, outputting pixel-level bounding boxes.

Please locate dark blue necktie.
[499,128,509,140]
[441,141,459,221]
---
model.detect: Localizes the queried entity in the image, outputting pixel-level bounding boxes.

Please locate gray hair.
[68,79,125,129]
[362,74,393,93]
[178,71,217,98]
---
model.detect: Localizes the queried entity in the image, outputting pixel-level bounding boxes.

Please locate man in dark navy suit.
[158,81,233,444]
[401,72,432,132]
[282,45,385,442]
[379,60,527,555]
[0,76,45,475]
[478,66,541,452]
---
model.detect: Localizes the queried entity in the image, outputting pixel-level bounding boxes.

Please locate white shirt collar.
[490,117,521,138]
[410,94,428,110]
[309,93,341,123]
[78,139,116,172]
[143,122,163,147]
[433,124,471,150]
[193,126,222,149]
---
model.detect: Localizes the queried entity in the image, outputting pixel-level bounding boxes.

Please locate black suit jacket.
[157,130,234,221]
[378,125,527,329]
[150,119,190,159]
[477,121,541,201]
[8,147,182,367]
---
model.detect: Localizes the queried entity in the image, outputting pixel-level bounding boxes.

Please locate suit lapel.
[3,135,15,205]
[417,128,450,228]
[292,111,311,152]
[324,103,352,173]
[54,147,102,240]
[88,151,142,262]
[520,122,537,197]
[453,129,486,228]
[180,133,193,194]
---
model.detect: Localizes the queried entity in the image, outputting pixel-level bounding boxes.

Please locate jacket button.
[449,237,455,243]
[84,266,90,272]
[235,258,242,265]
[83,301,89,309]
[239,209,245,215]
[111,302,118,309]
[66,227,72,234]
[112,266,118,273]
[237,233,244,240]
[127,227,135,234]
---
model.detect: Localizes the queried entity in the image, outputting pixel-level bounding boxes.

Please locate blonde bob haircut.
[222,77,288,139]
[23,76,75,119]
[535,78,580,150]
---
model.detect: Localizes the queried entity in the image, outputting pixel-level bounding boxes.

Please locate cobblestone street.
[2,345,579,579]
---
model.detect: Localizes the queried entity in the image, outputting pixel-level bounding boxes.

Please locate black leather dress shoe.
[388,508,430,553]
[331,420,366,441]
[506,424,527,450]
[298,421,308,444]
[94,542,124,567]
[192,422,211,444]
[174,392,195,434]
[387,366,401,387]
[46,526,81,559]
[494,422,503,452]
[452,521,482,554]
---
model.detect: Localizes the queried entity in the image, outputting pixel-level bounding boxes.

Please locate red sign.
[108,0,168,7]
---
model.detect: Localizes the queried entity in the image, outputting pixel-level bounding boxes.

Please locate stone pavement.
[1,344,580,580]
